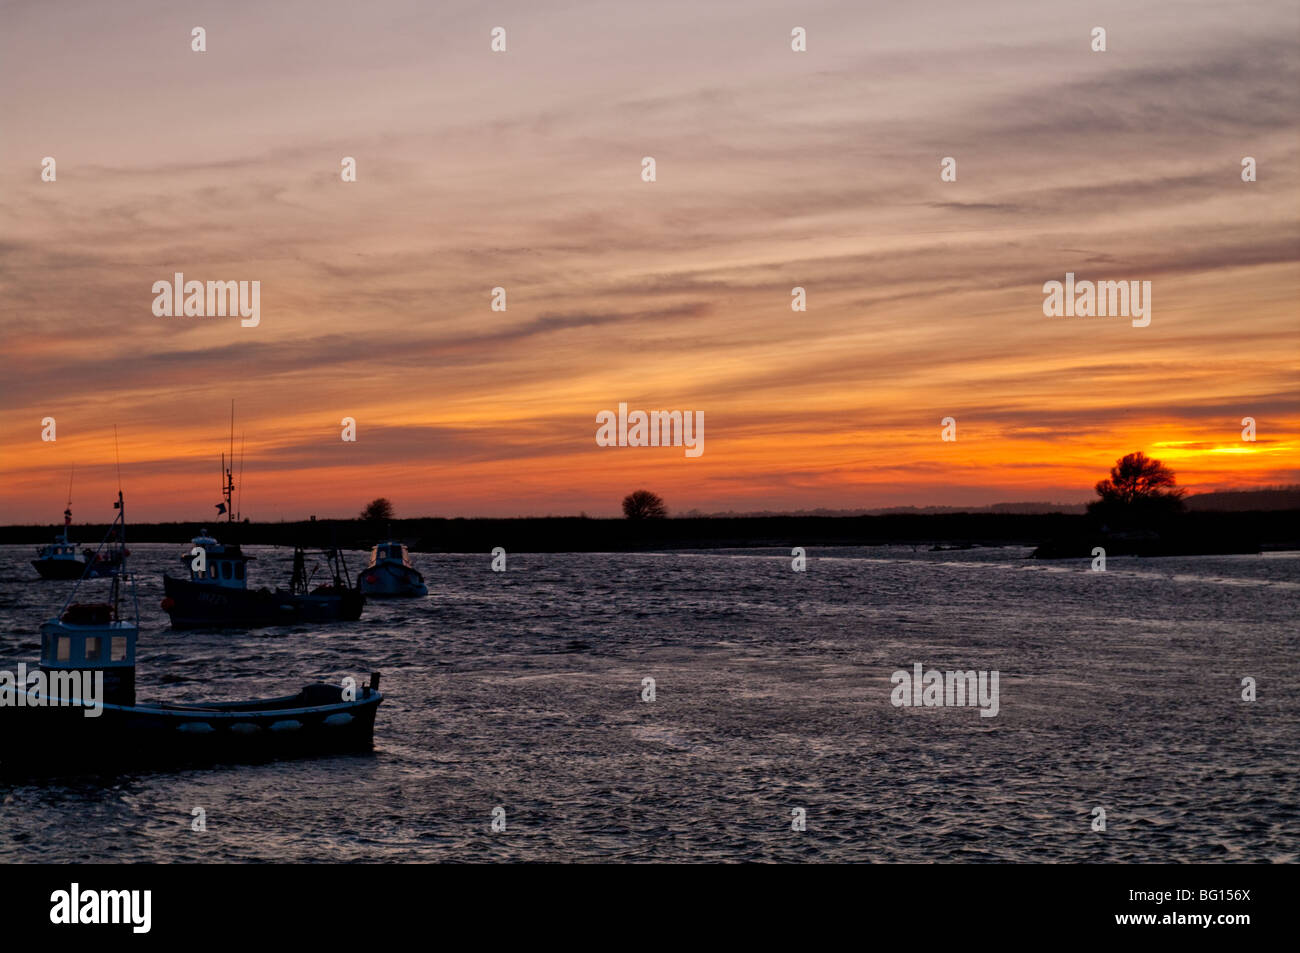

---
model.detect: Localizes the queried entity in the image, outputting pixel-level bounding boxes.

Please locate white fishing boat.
[357,541,428,598]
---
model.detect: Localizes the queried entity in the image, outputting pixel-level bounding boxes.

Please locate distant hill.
[1183,486,1300,512]
[677,488,1299,518]
[678,501,1089,518]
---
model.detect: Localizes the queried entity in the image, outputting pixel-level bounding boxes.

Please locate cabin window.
[209,563,218,579]
[57,637,71,662]
[84,636,102,661]
[221,561,233,580]
[234,562,245,581]
[111,637,128,662]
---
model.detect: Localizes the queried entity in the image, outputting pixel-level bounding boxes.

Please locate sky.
[1,0,1297,522]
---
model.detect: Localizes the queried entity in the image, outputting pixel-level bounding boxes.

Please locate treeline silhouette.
[2,509,1295,555]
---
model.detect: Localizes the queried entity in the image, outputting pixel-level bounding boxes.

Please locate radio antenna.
[112,425,123,494]
[237,431,246,522]
[221,403,236,524]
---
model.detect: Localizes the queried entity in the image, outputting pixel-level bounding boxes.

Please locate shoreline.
[3,510,1296,557]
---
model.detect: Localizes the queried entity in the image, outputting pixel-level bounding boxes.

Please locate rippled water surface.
[1,543,1297,862]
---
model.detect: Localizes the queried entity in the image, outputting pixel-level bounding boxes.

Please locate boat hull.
[32,558,89,580]
[0,685,382,777]
[162,576,365,629]
[162,574,296,629]
[357,564,429,598]
[293,588,366,621]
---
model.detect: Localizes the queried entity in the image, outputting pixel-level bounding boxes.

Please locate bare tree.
[622,489,667,520]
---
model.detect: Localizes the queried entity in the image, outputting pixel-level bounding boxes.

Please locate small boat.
[161,535,365,629]
[1,492,383,777]
[161,530,294,629]
[32,469,126,580]
[158,417,364,629]
[32,470,85,579]
[32,522,88,580]
[32,525,127,581]
[357,541,429,598]
[286,544,367,620]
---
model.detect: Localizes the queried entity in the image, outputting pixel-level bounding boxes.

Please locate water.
[1,543,1296,862]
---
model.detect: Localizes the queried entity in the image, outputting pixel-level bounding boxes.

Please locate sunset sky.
[1,0,1296,522]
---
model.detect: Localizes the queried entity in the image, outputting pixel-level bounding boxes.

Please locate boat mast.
[110,427,135,623]
[109,490,135,623]
[221,401,236,525]
[221,453,235,524]
[57,440,136,625]
[62,464,74,542]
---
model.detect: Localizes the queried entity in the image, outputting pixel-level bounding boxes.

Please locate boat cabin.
[40,539,79,560]
[368,542,413,568]
[39,604,138,705]
[183,532,252,589]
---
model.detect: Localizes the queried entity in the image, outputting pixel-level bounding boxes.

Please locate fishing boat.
[357,541,429,597]
[160,529,295,629]
[161,539,366,630]
[32,520,87,580]
[286,544,367,620]
[31,469,125,580]
[0,492,384,777]
[33,522,126,581]
[158,408,365,629]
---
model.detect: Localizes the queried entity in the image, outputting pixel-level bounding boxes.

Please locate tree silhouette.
[359,497,395,521]
[1089,452,1185,524]
[622,489,667,520]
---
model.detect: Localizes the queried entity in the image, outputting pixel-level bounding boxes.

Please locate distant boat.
[357,541,428,598]
[32,471,125,580]
[31,520,87,580]
[2,492,383,777]
[33,538,125,580]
